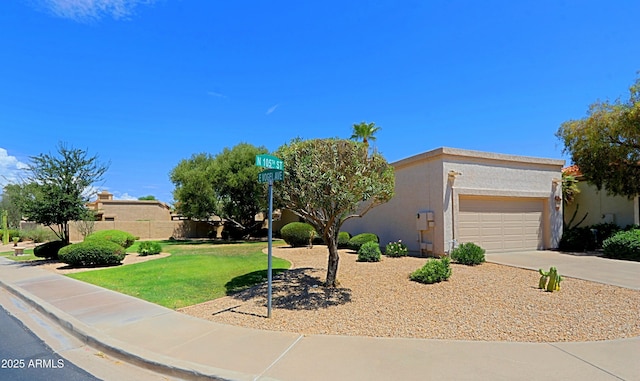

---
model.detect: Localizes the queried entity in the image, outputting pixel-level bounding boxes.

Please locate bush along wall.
[85,229,137,249]
[348,233,379,251]
[280,222,316,247]
[602,229,640,261]
[450,242,485,265]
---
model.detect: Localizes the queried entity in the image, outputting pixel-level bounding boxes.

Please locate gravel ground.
[179,246,640,342]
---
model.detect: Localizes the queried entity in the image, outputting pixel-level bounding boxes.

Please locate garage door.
[458,196,544,252]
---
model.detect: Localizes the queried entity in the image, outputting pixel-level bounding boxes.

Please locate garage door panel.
[458,197,544,253]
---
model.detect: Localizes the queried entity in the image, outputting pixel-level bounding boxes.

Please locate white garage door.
[458,196,544,252]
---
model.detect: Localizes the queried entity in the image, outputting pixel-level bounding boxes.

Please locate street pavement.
[0,249,638,381]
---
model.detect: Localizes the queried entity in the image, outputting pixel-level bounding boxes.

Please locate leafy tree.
[138,195,156,200]
[350,121,381,148]
[274,138,395,287]
[561,171,580,205]
[0,184,24,228]
[556,76,640,198]
[170,143,268,235]
[18,144,108,244]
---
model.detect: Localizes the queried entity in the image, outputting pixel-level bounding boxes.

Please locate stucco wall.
[96,201,172,221]
[563,182,636,228]
[343,147,564,255]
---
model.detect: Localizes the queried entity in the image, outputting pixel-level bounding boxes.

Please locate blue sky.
[1,0,638,204]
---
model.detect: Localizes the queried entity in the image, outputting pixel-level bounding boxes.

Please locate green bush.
[348,233,379,251]
[357,241,381,262]
[559,227,596,252]
[280,222,316,247]
[59,239,126,267]
[138,241,162,256]
[385,240,408,257]
[450,242,485,265]
[20,228,56,243]
[338,232,351,248]
[34,240,68,259]
[602,229,640,261]
[410,257,452,284]
[86,229,137,249]
[0,229,21,241]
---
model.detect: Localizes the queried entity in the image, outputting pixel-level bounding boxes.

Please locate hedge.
[280,222,316,247]
[59,239,126,267]
[86,229,137,249]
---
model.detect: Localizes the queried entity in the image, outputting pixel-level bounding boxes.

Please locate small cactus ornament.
[538,266,562,292]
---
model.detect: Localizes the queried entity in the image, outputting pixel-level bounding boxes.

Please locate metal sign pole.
[267,179,273,318]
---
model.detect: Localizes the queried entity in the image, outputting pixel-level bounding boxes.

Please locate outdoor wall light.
[448,170,462,178]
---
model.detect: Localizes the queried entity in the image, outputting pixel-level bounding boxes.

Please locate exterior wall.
[94,201,172,221]
[343,147,564,255]
[68,220,217,241]
[564,182,636,228]
[343,155,444,253]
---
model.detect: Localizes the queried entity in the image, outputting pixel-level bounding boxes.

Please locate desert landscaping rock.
[179,246,640,343]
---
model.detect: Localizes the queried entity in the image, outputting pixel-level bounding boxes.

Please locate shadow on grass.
[225,268,352,311]
[225,268,288,293]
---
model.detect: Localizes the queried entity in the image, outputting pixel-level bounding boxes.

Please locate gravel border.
[179,246,640,342]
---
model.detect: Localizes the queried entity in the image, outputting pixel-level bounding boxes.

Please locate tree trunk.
[324,233,340,287]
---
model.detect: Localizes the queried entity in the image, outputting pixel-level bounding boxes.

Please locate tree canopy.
[18,144,109,244]
[556,76,640,198]
[274,138,395,287]
[350,121,381,148]
[170,143,268,235]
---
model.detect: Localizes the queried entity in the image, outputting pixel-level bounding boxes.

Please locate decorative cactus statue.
[538,266,562,292]
[538,268,549,289]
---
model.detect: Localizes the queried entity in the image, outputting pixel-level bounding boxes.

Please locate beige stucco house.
[342,147,565,255]
[87,191,172,222]
[563,165,639,228]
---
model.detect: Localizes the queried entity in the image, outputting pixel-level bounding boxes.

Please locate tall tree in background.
[274,138,395,287]
[350,121,381,149]
[18,144,109,244]
[0,184,24,228]
[170,143,268,236]
[557,76,640,198]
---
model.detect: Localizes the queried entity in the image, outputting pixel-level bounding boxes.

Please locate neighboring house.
[342,147,565,255]
[87,191,172,221]
[562,165,639,228]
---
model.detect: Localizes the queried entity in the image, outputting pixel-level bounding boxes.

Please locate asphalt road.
[0,304,100,381]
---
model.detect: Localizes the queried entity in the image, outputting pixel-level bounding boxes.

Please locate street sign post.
[256,155,284,318]
[255,154,284,170]
[258,169,284,183]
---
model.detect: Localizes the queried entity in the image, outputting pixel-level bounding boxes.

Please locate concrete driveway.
[486,250,640,290]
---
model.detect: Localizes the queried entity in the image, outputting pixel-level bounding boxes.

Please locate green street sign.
[255,154,284,170]
[258,169,284,183]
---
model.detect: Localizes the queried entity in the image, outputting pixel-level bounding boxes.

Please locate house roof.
[562,164,583,177]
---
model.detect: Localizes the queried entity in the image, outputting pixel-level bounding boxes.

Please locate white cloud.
[0,148,28,189]
[266,104,279,115]
[115,192,137,200]
[35,0,156,21]
[207,91,227,98]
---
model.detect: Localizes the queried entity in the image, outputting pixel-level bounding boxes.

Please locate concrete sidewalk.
[0,254,638,381]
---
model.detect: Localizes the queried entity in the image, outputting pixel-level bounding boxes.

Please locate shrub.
[590,223,621,247]
[602,229,640,261]
[0,229,21,241]
[559,227,596,252]
[34,240,68,259]
[138,241,162,256]
[86,229,137,249]
[348,233,379,251]
[280,222,316,247]
[410,257,452,284]
[337,232,351,248]
[357,241,381,262]
[385,240,408,257]
[450,242,485,265]
[58,239,126,267]
[21,227,56,243]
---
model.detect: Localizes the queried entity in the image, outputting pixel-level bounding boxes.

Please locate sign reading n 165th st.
[258,169,284,183]
[255,154,284,170]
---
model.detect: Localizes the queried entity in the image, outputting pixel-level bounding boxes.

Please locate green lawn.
[1,240,291,309]
[0,248,37,261]
[68,240,290,309]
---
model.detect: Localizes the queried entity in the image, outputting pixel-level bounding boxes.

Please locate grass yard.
[67,240,291,309]
[0,248,37,261]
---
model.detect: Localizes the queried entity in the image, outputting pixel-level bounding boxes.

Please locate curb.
[0,278,246,381]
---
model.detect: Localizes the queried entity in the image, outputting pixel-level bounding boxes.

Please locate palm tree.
[350,121,381,148]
